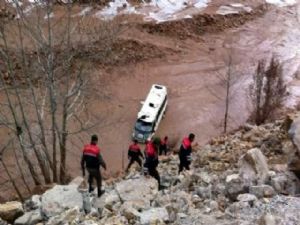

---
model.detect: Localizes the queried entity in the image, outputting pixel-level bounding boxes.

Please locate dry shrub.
[249,57,287,125]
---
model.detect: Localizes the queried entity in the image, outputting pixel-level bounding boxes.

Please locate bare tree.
[207,45,242,133]
[0,138,24,201]
[0,0,120,197]
[249,57,287,125]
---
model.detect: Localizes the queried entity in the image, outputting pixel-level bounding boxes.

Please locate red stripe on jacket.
[83,144,100,157]
[182,137,191,150]
[146,142,156,157]
[129,144,141,152]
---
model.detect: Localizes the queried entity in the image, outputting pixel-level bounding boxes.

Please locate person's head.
[91,134,98,145]
[164,136,168,141]
[152,136,161,146]
[133,140,138,144]
[188,133,195,142]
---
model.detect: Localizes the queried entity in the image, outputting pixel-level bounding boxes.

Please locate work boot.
[88,186,94,193]
[98,190,105,198]
[159,184,167,191]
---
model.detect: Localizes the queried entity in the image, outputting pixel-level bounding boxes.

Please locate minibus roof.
[137,84,167,123]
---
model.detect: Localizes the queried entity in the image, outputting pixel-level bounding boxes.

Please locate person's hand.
[193,142,199,147]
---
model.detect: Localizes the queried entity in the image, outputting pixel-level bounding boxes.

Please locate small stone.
[237,194,257,203]
[196,185,212,199]
[226,174,239,183]
[209,200,219,211]
[177,213,187,218]
[259,213,276,225]
[249,185,276,198]
[0,201,23,223]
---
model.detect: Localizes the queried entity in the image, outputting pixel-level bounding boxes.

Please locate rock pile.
[1,113,300,224]
[140,4,268,40]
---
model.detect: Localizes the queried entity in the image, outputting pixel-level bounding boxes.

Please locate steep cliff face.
[1,113,300,225]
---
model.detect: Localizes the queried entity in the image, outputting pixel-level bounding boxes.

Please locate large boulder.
[91,189,121,217]
[41,184,83,218]
[139,207,169,225]
[225,195,300,224]
[24,195,41,211]
[270,172,300,195]
[120,203,140,221]
[225,174,246,201]
[115,176,158,210]
[69,176,85,187]
[0,218,7,225]
[239,148,269,185]
[288,114,300,153]
[288,114,300,179]
[0,201,23,223]
[103,190,120,210]
[46,207,83,225]
[14,210,42,225]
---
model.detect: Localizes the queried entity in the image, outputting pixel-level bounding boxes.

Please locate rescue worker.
[144,137,161,189]
[159,136,169,155]
[126,140,144,172]
[81,134,107,197]
[178,133,196,174]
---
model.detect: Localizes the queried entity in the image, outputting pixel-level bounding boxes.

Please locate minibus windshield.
[135,120,152,133]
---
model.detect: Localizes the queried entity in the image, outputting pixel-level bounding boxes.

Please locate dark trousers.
[149,167,160,187]
[159,145,167,155]
[144,158,160,188]
[179,155,191,174]
[126,156,142,171]
[87,168,102,197]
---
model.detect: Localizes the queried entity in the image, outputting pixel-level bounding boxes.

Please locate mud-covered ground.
[0,0,300,201]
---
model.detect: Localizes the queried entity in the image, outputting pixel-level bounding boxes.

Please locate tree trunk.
[59,108,68,184]
[1,160,24,201]
[17,134,42,185]
[13,146,32,195]
[52,125,58,182]
[224,57,232,133]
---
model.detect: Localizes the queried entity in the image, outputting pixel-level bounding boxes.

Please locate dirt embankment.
[74,39,177,66]
[140,4,268,40]
[0,39,176,86]
[0,3,269,83]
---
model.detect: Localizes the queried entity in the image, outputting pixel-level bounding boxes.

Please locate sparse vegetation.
[0,2,107,199]
[249,57,287,125]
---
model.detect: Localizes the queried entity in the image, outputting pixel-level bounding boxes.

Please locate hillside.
[0,112,300,224]
[0,0,300,206]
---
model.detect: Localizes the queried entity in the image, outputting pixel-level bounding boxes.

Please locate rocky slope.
[1,113,300,225]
